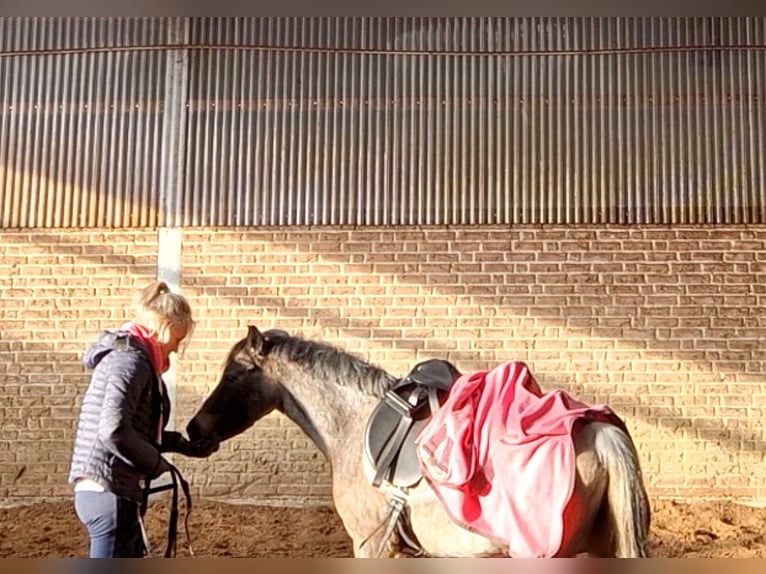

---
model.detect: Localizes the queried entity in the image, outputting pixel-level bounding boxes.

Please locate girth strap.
[375,495,406,557]
[359,492,425,558]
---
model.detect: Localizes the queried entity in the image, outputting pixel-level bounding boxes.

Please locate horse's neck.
[275,365,381,457]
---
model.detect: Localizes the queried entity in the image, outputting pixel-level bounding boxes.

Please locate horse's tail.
[593,421,651,557]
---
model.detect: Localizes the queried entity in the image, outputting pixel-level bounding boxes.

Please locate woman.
[68,281,218,558]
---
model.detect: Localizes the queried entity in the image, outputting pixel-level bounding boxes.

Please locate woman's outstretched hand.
[161,431,220,458]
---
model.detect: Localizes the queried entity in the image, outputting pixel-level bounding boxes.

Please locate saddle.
[364,359,461,489]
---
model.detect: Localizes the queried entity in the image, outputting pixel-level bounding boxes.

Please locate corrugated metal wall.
[0,18,177,228]
[1,17,765,227]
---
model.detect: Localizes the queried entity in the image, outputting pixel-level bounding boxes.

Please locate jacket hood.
[82,330,146,369]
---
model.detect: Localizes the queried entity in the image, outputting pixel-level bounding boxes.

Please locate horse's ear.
[246,325,264,352]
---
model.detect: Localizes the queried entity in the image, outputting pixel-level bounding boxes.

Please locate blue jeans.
[73,491,146,558]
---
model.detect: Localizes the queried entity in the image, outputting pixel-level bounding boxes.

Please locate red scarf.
[121,321,167,445]
[120,322,169,375]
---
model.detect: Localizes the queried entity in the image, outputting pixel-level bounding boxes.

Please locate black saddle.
[364,359,461,489]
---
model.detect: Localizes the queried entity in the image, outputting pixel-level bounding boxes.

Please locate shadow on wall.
[1,225,765,504]
[178,226,766,502]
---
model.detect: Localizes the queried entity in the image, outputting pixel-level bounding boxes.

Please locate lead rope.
[138,510,153,556]
[142,463,195,558]
[165,463,195,557]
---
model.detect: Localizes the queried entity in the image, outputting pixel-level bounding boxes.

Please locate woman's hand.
[161,431,219,458]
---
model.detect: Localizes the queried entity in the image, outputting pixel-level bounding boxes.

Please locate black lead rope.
[146,463,194,558]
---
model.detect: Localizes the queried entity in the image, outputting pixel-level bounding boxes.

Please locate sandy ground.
[1,497,765,558]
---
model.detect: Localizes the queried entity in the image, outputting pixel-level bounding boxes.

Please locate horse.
[186,326,651,558]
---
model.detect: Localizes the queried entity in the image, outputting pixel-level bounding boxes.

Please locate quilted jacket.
[68,330,171,502]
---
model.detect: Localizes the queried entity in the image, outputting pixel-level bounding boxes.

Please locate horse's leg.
[331,468,405,558]
[334,496,395,557]
[589,421,651,557]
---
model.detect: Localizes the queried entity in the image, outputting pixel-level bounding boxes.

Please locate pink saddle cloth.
[415,361,625,557]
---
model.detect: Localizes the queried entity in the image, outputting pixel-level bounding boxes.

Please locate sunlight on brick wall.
[1,226,765,506]
[0,230,158,501]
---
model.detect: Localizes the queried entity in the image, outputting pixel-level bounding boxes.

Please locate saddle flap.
[363,359,462,489]
[364,392,430,488]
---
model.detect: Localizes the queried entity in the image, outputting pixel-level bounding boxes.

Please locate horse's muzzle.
[186,417,208,442]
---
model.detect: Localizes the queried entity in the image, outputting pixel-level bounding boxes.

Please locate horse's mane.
[265,330,397,398]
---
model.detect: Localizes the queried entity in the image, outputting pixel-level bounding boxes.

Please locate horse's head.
[187,325,285,443]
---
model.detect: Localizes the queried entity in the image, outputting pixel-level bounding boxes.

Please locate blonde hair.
[133,281,195,345]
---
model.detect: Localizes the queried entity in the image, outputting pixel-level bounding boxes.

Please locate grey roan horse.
[187,326,651,557]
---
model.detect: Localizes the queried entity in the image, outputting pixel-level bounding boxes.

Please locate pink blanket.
[415,361,625,557]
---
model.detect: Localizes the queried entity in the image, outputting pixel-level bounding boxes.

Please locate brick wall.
[1,226,765,506]
[0,230,159,501]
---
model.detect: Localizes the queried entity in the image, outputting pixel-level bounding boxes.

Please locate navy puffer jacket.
[68,330,171,502]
